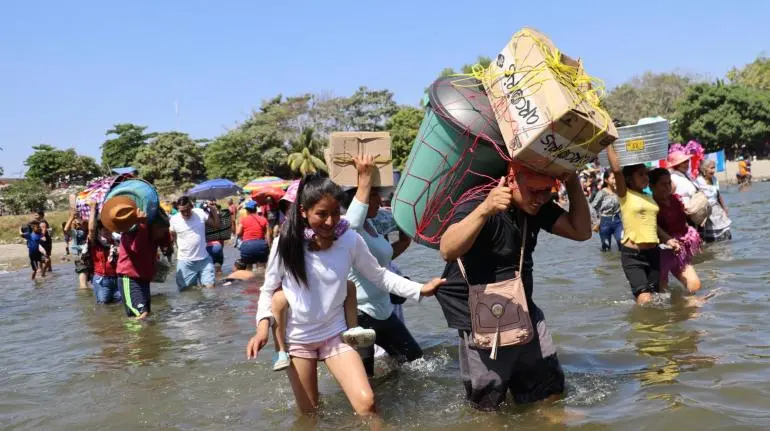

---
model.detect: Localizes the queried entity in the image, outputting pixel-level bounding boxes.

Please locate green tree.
[336,87,399,132]
[672,83,770,156]
[25,145,103,187]
[287,128,326,176]
[438,56,493,78]
[604,72,695,125]
[101,123,156,170]
[1,179,48,214]
[386,106,425,170]
[134,132,206,195]
[205,95,311,182]
[204,130,261,182]
[728,55,770,90]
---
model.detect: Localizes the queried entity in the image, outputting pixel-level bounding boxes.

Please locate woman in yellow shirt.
[607,146,679,304]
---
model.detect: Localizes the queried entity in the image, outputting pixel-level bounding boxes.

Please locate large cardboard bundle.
[326,132,394,187]
[482,27,618,179]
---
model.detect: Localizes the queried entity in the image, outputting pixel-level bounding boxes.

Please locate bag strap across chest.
[456,218,528,285]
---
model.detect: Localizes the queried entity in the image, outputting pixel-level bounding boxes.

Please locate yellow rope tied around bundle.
[332,153,392,167]
[465,28,613,156]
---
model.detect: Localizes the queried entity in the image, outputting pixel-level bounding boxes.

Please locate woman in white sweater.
[246,173,443,418]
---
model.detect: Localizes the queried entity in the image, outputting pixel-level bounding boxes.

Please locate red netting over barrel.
[394,77,513,248]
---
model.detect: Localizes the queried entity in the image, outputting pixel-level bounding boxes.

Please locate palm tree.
[287,128,327,176]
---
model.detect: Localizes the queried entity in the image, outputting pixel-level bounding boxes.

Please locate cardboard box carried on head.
[482,27,618,179]
[327,132,394,187]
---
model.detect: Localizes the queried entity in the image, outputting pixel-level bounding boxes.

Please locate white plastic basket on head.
[598,117,670,167]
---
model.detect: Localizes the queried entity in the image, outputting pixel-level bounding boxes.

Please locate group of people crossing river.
[17,148,741,425]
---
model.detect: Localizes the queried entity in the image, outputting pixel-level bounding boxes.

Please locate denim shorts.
[240,240,269,264]
[175,256,216,290]
[93,274,122,304]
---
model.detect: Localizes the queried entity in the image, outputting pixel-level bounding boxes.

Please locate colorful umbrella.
[242,176,291,193]
[187,178,241,200]
[251,187,285,205]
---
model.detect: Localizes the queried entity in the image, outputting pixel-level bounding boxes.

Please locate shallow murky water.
[2,183,769,430]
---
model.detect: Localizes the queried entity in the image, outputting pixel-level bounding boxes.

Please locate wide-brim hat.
[667,151,692,167]
[100,196,140,233]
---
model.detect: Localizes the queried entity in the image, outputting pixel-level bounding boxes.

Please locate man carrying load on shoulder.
[101,197,172,320]
[437,161,592,411]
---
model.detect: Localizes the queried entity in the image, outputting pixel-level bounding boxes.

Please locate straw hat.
[100,196,140,233]
[666,151,691,167]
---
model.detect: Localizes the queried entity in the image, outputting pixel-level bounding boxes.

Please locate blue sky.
[2,0,768,176]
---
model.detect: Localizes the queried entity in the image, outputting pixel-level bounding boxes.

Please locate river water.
[1,183,769,430]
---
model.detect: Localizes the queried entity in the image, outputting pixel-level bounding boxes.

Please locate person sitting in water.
[246,173,443,419]
[438,160,592,411]
[649,168,703,296]
[222,259,256,284]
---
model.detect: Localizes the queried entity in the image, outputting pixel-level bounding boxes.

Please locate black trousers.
[357,311,422,376]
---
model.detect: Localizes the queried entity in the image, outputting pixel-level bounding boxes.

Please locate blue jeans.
[240,239,269,264]
[599,214,623,251]
[206,243,224,266]
[176,256,216,291]
[93,275,122,304]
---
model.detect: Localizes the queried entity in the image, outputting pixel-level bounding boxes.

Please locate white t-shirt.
[169,208,209,261]
[256,230,422,344]
[670,170,697,205]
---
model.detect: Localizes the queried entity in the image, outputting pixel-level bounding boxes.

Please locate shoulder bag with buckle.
[457,219,534,360]
[677,172,711,227]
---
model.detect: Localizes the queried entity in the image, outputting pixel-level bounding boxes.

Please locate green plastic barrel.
[392,76,508,249]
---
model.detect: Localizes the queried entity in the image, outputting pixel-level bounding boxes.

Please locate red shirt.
[117,222,171,282]
[92,241,117,277]
[240,214,268,241]
[657,194,689,238]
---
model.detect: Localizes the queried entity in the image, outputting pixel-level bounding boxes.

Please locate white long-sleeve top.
[255,229,422,344]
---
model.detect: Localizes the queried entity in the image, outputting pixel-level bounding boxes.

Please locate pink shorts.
[288,334,353,360]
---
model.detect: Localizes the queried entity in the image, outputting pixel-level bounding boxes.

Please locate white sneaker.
[342,327,376,348]
[272,351,290,371]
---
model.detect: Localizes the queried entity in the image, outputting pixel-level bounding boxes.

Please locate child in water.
[20,221,47,279]
[270,278,371,371]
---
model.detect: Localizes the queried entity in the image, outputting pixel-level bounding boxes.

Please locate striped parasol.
[242,176,291,193]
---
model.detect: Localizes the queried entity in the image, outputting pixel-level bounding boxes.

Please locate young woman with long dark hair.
[246,173,443,418]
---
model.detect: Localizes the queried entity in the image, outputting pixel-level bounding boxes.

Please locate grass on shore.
[0,211,70,244]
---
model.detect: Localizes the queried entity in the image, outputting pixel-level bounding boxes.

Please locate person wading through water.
[437,161,592,411]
